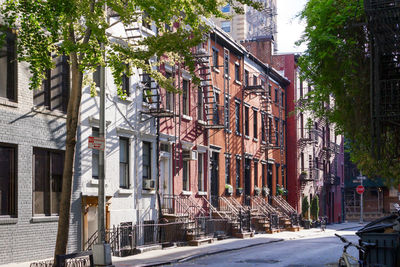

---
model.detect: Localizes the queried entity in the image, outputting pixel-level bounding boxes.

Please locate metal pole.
[360,172,364,224]
[98,43,106,244]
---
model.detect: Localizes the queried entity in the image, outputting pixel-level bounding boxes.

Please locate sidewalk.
[2,222,363,267]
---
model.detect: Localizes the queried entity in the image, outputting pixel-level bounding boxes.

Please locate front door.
[210,152,219,207]
[244,158,251,205]
[267,164,273,204]
[160,156,172,207]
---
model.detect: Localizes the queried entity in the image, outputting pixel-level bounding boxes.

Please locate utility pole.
[93,3,113,266]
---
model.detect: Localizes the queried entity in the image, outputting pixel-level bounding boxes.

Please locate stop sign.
[356,185,365,194]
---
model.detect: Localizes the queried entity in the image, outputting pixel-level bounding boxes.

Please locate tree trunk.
[53,41,83,264]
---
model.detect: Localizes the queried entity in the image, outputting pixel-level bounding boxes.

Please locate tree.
[0,0,262,263]
[310,195,319,221]
[301,196,309,219]
[297,0,400,185]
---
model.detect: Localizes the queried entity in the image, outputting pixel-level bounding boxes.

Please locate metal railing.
[272,196,296,217]
[162,194,207,219]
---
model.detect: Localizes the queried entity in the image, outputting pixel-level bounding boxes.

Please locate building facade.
[0,32,80,264]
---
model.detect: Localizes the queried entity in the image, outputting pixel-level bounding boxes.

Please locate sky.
[276,0,308,53]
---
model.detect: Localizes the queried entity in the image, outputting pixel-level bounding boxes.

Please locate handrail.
[185,195,207,217]
[276,196,296,213]
[271,196,296,216]
[201,196,226,220]
[219,196,239,217]
[227,196,245,211]
[251,196,270,217]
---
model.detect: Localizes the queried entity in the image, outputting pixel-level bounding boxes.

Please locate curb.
[136,238,284,267]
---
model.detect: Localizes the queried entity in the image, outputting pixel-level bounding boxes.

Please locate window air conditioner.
[182,150,198,161]
[143,179,155,189]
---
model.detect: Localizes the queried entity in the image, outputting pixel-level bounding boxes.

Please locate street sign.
[356,185,365,194]
[89,136,105,151]
[353,179,361,183]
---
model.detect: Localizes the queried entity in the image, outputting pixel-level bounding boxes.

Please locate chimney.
[241,36,274,65]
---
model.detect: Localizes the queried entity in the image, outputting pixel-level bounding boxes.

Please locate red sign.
[89,136,105,151]
[356,185,365,194]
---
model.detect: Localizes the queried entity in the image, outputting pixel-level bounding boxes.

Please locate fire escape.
[365,0,400,158]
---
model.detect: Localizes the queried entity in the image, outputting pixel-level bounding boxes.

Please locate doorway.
[244,158,251,205]
[210,152,219,207]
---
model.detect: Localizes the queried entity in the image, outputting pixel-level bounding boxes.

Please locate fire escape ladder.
[195,37,224,129]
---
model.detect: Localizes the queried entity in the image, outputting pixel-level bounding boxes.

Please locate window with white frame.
[183,155,190,191]
[182,79,189,115]
[212,48,219,69]
[235,62,240,81]
[198,153,204,191]
[143,141,151,180]
[225,157,230,184]
[119,137,129,188]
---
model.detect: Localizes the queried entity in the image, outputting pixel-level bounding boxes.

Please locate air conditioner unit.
[182,150,198,161]
[142,179,155,190]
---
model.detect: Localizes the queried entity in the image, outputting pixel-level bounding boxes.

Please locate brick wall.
[0,61,80,265]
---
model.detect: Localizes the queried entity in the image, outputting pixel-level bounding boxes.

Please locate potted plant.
[300,171,307,180]
[254,186,261,196]
[276,184,284,196]
[225,184,233,196]
[283,188,288,196]
[236,187,243,195]
[262,186,269,196]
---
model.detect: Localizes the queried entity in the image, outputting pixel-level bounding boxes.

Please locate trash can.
[357,232,400,267]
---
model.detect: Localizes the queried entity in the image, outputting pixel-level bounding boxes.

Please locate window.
[268,117,272,143]
[0,144,16,216]
[121,64,130,96]
[244,106,249,136]
[267,164,273,187]
[274,88,278,103]
[236,158,241,188]
[225,157,230,184]
[224,94,229,129]
[221,21,231,33]
[244,70,249,87]
[275,118,279,145]
[143,142,151,180]
[300,113,304,138]
[92,128,99,179]
[213,91,220,124]
[198,87,204,120]
[165,72,173,111]
[182,79,189,115]
[261,114,266,142]
[253,75,257,86]
[0,30,16,101]
[33,148,64,216]
[300,79,303,98]
[254,161,258,187]
[34,55,70,112]
[253,109,258,139]
[198,153,204,191]
[268,84,272,97]
[221,4,230,12]
[119,138,129,188]
[235,62,240,81]
[183,157,189,191]
[275,165,280,188]
[212,48,219,69]
[235,102,240,134]
[142,11,151,30]
[224,51,229,75]
[281,92,284,106]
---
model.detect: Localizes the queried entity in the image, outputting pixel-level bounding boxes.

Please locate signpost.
[356,173,366,224]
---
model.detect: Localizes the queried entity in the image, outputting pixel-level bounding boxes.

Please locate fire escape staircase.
[194,40,225,129]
